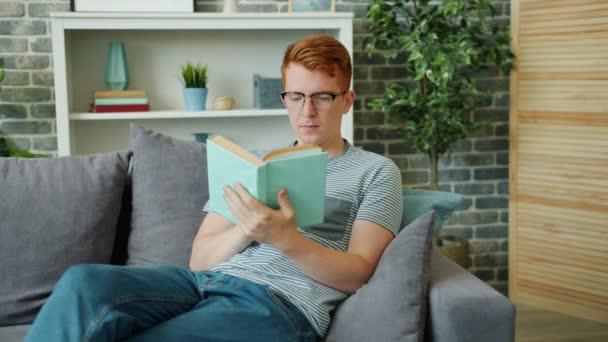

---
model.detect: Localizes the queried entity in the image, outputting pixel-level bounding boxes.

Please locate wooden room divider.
[509,0,608,323]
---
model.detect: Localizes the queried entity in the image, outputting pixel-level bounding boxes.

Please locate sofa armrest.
[426,252,515,342]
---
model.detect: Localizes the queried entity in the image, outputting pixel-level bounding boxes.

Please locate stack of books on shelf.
[92,90,150,113]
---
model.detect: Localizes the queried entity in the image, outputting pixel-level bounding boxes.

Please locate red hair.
[281,34,352,90]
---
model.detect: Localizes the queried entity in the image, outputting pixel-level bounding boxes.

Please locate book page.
[209,136,264,167]
[262,144,320,162]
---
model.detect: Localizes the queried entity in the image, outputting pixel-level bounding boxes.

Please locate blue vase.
[192,132,211,143]
[105,41,128,90]
[183,88,208,111]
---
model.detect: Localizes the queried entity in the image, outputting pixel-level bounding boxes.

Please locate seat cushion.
[0,151,130,326]
[0,324,31,342]
[127,124,209,267]
[326,212,435,342]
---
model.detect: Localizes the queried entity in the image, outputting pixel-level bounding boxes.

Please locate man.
[25,34,403,342]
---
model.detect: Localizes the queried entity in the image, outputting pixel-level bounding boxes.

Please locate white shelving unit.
[50,12,354,156]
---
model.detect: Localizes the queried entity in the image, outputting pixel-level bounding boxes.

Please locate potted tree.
[181,62,209,111]
[364,0,515,191]
[364,0,515,267]
[0,58,47,158]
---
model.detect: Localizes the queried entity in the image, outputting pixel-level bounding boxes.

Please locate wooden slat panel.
[516,223,607,244]
[518,263,608,293]
[518,280,608,312]
[517,225,608,254]
[520,66,608,73]
[519,231,608,260]
[518,243,608,273]
[518,112,608,126]
[518,269,607,300]
[518,35,607,48]
[516,291,608,324]
[519,72,608,80]
[520,23,608,35]
[510,0,608,324]
[521,15,608,29]
[521,0,608,13]
[519,235,607,260]
[519,59,608,67]
[519,101,608,113]
[519,183,608,206]
[520,52,608,62]
[520,79,608,86]
[518,171,608,191]
[518,202,607,228]
[521,9,608,23]
[519,152,608,167]
[519,136,608,149]
[518,260,608,285]
[520,30,608,42]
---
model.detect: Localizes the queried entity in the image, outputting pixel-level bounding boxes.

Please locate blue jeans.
[25,264,318,342]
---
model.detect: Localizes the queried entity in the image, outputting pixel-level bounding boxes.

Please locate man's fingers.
[233,182,261,208]
[277,188,295,219]
[223,185,247,222]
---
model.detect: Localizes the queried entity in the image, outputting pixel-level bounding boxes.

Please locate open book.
[207,136,327,227]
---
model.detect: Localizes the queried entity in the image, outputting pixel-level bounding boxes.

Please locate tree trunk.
[429,149,438,190]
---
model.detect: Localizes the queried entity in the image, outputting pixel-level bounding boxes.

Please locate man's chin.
[297,135,320,146]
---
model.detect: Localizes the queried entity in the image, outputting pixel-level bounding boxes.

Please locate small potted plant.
[180,62,209,111]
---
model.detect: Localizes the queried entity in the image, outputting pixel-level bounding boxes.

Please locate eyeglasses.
[280,91,347,111]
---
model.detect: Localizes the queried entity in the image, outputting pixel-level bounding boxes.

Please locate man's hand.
[223,182,298,248]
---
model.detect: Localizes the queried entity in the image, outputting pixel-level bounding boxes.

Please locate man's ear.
[342,90,356,114]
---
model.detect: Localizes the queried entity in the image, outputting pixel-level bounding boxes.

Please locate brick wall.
[0,0,511,294]
[0,0,66,152]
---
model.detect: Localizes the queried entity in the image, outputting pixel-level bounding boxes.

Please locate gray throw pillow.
[127,124,209,267]
[0,151,130,326]
[325,212,435,342]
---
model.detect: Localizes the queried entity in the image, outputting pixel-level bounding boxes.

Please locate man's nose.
[300,97,317,117]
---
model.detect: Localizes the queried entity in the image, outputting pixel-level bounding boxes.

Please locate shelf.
[70,109,287,120]
[49,12,354,30]
[51,12,353,156]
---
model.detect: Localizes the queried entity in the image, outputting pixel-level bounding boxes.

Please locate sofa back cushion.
[326,212,435,342]
[0,151,130,326]
[127,124,209,267]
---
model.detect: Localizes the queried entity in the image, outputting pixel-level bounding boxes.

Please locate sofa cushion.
[127,124,209,267]
[402,189,463,234]
[0,152,130,326]
[326,212,435,342]
[0,324,30,342]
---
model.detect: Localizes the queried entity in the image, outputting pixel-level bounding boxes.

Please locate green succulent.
[181,62,209,88]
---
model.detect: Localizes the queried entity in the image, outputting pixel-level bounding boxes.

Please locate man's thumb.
[278,188,294,214]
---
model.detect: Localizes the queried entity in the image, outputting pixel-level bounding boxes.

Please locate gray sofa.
[0,125,514,341]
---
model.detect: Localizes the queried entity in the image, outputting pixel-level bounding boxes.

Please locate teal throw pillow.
[401,189,463,234]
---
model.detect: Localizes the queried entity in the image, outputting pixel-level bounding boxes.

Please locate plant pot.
[183,88,208,111]
[435,234,469,269]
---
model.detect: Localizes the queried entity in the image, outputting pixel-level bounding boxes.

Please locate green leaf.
[0,57,4,84]
[426,69,436,83]
[363,0,515,177]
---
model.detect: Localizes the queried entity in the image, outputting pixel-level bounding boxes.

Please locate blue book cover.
[94,97,149,105]
[207,136,327,227]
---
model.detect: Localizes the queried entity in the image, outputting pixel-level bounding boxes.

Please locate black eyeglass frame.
[280,91,348,103]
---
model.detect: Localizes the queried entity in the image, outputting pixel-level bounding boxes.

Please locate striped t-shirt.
[203,141,403,337]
